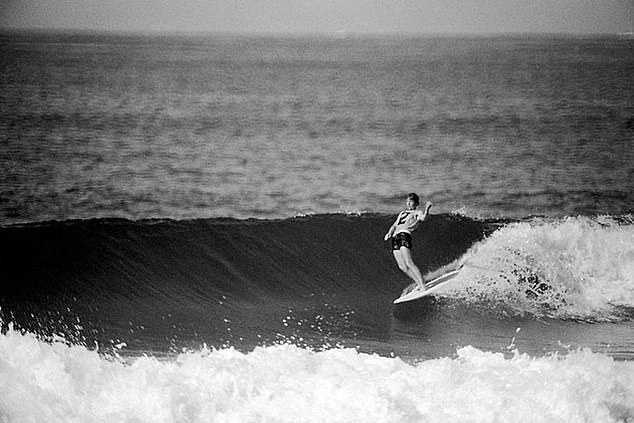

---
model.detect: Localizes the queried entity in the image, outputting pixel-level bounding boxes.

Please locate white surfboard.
[393,267,462,304]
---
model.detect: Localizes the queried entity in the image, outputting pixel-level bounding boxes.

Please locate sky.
[1,0,632,34]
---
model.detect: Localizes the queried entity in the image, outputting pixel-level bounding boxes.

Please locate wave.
[0,212,491,302]
[451,215,634,321]
[1,326,633,423]
[1,213,633,351]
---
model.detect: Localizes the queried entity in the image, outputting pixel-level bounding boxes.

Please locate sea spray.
[1,326,633,423]
[451,216,634,321]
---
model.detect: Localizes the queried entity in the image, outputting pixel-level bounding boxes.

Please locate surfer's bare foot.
[418,283,427,291]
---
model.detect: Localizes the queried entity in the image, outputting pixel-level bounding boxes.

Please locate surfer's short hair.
[407,193,420,205]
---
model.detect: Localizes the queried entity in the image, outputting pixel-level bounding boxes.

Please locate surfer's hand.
[425,201,433,210]
[384,233,391,241]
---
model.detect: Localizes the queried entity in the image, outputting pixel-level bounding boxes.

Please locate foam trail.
[1,327,633,423]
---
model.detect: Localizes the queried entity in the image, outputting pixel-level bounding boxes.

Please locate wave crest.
[451,216,634,320]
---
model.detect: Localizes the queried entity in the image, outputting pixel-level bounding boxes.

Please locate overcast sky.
[1,0,632,34]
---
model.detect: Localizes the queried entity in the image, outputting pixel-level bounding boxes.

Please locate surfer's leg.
[401,247,426,289]
[393,248,426,290]
[392,250,409,274]
[393,250,416,293]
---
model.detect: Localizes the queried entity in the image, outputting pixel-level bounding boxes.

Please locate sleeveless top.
[393,209,424,235]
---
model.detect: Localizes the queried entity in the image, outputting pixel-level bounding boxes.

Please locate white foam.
[453,216,634,320]
[1,328,633,423]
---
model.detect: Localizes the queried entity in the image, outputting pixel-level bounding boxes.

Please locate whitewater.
[1,328,633,423]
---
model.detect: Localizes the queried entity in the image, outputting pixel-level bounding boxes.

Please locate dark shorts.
[391,232,413,251]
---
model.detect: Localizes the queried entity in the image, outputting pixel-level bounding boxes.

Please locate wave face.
[2,213,633,357]
[0,214,489,350]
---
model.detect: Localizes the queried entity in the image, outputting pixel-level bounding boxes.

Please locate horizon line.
[2,26,632,39]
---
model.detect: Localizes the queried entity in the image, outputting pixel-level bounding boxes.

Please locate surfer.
[384,193,433,291]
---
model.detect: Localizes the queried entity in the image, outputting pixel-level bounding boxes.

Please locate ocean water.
[1,31,634,422]
[2,32,633,221]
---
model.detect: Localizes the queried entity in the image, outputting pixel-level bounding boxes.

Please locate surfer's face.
[406,198,418,210]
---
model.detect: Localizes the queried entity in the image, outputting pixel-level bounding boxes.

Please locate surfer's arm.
[383,217,399,241]
[384,224,396,241]
[418,201,433,221]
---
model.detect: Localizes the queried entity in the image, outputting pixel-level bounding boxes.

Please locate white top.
[393,209,425,235]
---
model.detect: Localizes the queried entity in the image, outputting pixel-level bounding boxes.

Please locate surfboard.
[393,267,462,304]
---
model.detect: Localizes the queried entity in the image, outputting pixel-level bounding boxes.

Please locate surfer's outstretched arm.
[418,201,432,221]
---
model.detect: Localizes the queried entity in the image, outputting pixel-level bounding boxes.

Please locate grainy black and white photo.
[1,1,633,421]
